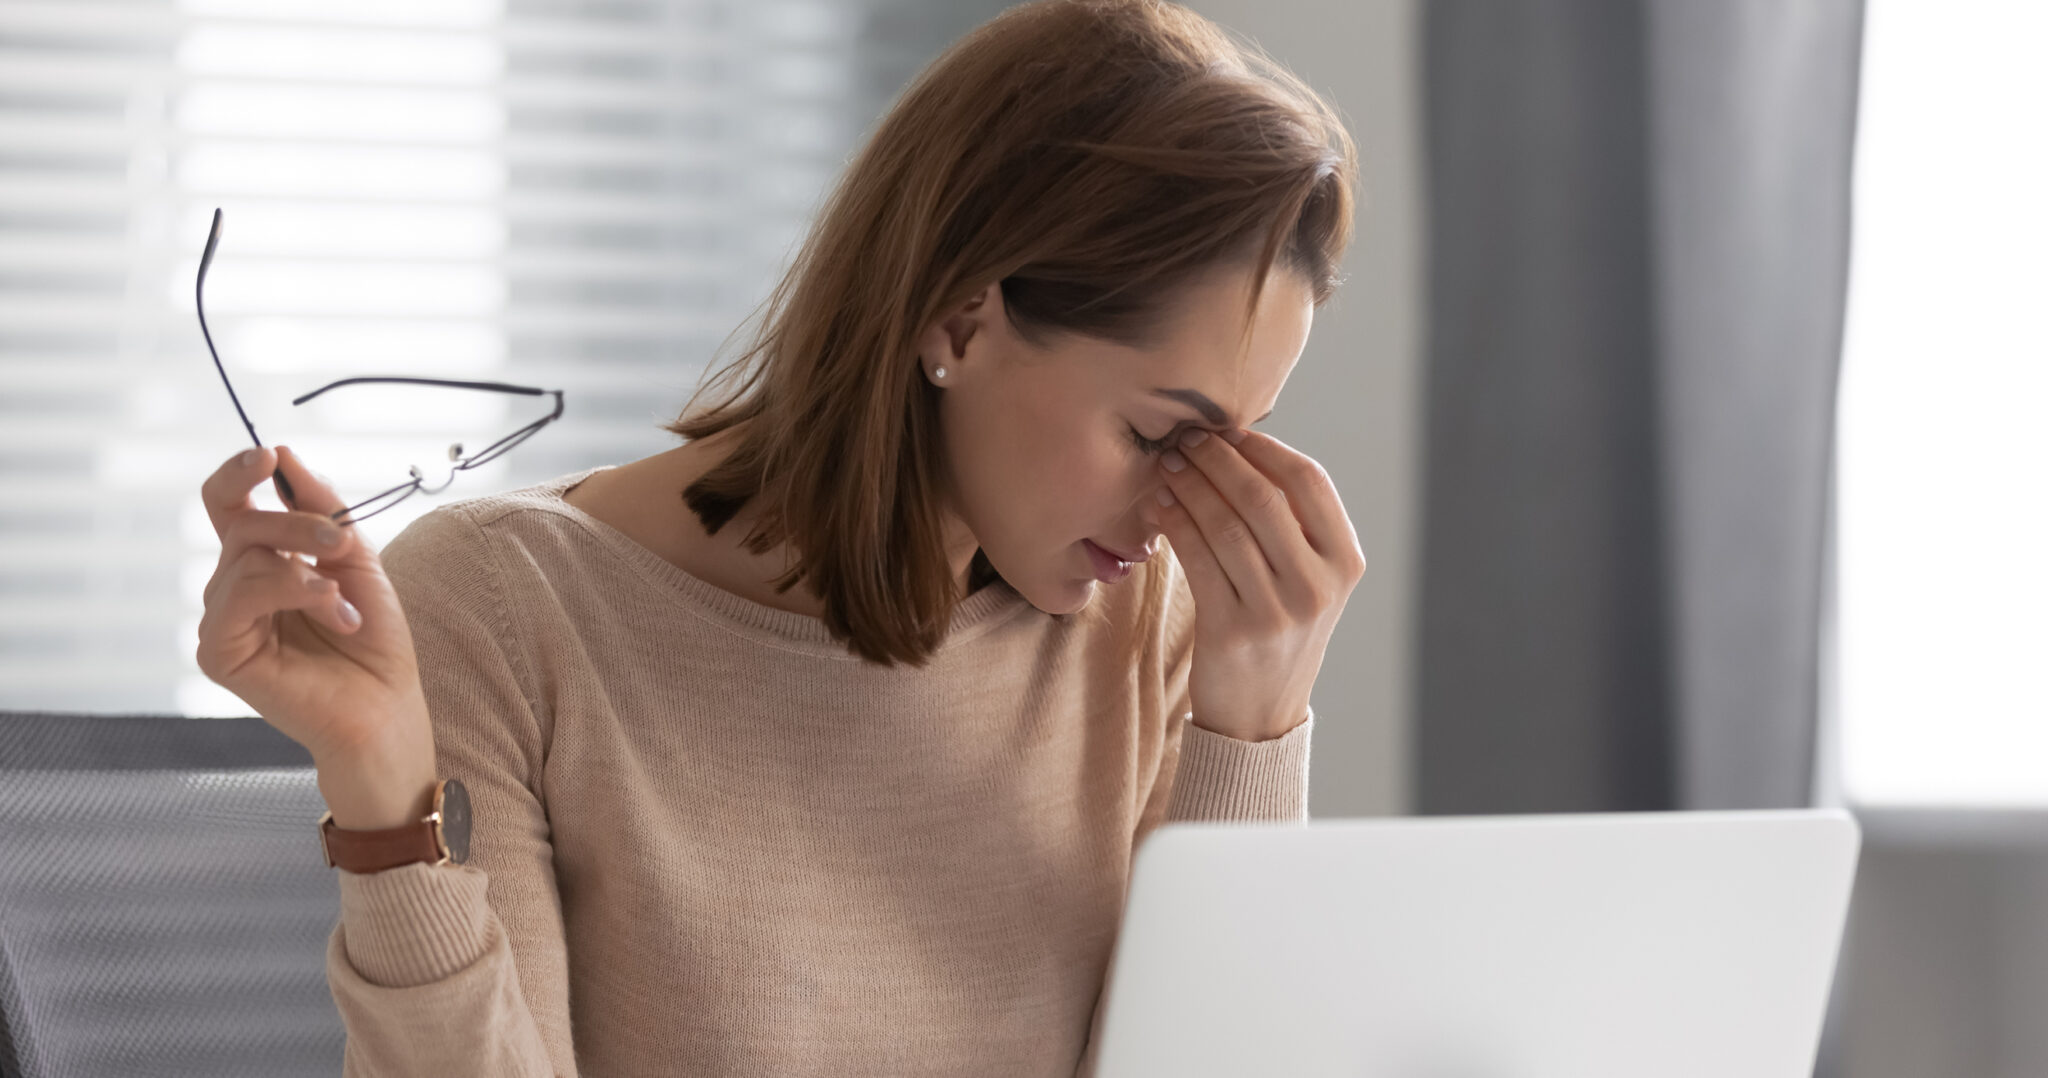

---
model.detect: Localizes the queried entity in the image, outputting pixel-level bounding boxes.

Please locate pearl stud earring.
[934,366,947,379]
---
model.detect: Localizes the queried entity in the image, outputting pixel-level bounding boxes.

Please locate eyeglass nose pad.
[447,442,464,462]
[407,464,425,481]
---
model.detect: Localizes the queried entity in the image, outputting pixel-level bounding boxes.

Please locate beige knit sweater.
[323,464,1314,1077]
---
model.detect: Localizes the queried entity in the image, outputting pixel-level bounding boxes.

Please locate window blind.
[0,0,1000,717]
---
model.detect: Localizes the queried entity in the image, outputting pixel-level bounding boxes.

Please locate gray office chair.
[0,711,345,1078]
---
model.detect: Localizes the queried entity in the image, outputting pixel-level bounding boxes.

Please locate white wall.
[1183,0,1422,818]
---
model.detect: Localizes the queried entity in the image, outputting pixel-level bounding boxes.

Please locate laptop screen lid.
[1092,808,1860,1078]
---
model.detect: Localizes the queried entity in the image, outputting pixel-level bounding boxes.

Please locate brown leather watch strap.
[318,781,452,874]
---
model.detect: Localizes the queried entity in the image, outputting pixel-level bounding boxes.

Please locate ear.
[916,280,1003,381]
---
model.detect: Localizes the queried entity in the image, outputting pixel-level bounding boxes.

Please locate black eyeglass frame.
[196,206,565,527]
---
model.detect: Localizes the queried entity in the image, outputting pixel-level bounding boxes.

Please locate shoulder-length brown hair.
[664,0,1358,668]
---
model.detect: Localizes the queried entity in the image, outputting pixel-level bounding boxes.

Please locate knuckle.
[297,513,337,546]
[194,625,225,680]
[1243,480,1285,515]
[221,513,256,552]
[1300,578,1336,609]
[238,547,300,590]
[286,561,327,594]
[208,552,252,603]
[218,566,259,610]
[232,542,275,574]
[1279,581,1322,618]
[1214,519,1254,550]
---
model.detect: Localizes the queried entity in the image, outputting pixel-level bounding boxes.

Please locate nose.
[1134,488,1168,543]
[1118,511,1163,562]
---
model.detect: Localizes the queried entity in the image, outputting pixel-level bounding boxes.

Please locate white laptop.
[1092,809,1860,1078]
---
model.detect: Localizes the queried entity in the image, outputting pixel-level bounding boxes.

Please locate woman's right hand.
[195,444,432,778]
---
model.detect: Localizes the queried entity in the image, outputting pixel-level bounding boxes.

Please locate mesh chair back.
[0,712,344,1078]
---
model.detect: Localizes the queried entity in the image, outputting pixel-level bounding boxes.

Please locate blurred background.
[0,0,2040,1076]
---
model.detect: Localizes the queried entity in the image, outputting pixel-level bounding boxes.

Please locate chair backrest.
[0,711,344,1078]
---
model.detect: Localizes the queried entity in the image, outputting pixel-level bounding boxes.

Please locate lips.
[1089,540,1149,564]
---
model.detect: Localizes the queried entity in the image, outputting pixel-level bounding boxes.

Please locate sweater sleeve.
[1070,550,1316,1078]
[323,506,576,1078]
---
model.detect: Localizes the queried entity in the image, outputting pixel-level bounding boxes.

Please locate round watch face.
[437,778,473,864]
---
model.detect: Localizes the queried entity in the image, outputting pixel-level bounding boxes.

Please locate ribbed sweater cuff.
[336,861,495,988]
[1164,704,1314,822]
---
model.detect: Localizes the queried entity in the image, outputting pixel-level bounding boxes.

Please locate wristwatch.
[318,778,472,874]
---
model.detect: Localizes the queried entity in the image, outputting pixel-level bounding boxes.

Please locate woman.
[195,0,1363,1074]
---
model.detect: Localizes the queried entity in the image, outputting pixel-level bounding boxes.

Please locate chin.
[1005,567,1099,617]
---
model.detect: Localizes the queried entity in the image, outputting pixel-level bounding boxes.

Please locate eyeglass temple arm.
[450,390,564,466]
[196,206,296,509]
[291,377,552,406]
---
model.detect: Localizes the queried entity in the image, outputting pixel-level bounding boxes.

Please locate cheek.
[973,435,1129,540]
[1007,439,1108,507]
[946,385,1139,541]
[1044,436,1143,519]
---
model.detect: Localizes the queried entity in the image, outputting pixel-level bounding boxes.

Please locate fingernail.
[1178,428,1209,448]
[1222,428,1247,445]
[337,599,361,628]
[242,448,260,467]
[1160,449,1186,473]
[1155,486,1176,507]
[315,524,342,547]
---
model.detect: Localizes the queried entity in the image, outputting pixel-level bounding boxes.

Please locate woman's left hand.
[1140,426,1367,741]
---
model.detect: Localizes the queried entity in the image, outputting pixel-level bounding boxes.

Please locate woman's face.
[917,260,1314,614]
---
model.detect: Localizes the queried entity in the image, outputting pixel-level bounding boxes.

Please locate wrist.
[1189,704,1309,743]
[316,730,438,832]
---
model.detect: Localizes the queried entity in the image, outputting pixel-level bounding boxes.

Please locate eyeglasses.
[197,206,565,527]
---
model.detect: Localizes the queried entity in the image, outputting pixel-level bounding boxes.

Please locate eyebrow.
[1150,387,1274,430]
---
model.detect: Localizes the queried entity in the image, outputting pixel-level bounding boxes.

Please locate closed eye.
[1128,424,1178,456]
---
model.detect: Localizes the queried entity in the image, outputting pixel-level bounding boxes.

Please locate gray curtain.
[1415,0,1864,813]
[1414,3,1864,1073]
